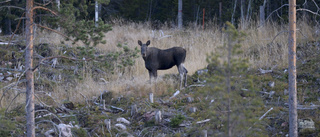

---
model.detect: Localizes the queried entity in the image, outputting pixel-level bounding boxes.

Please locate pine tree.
[204,22,265,136]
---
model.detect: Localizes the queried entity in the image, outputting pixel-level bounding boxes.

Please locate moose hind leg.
[184,66,188,87]
[177,64,187,89]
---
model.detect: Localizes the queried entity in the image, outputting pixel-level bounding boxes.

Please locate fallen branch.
[32,55,92,72]
[35,109,62,123]
[297,105,320,110]
[111,106,124,112]
[188,84,205,87]
[196,119,210,124]
[258,65,277,74]
[259,107,273,120]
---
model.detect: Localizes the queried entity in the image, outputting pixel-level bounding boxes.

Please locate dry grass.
[4,20,317,106]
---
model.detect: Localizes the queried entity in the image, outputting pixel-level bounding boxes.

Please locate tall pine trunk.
[288,0,298,136]
[26,0,35,136]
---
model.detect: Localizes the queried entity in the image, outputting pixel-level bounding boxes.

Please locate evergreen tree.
[204,22,265,136]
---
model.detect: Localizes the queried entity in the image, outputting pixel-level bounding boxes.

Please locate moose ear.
[146,40,150,46]
[138,40,142,46]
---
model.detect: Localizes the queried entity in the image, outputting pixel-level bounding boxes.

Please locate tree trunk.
[95,0,99,27]
[227,33,232,137]
[245,0,252,24]
[288,0,298,136]
[148,0,153,22]
[231,0,237,25]
[26,0,35,137]
[4,8,12,35]
[259,6,265,26]
[219,2,222,27]
[178,0,183,29]
[55,0,60,10]
[240,0,244,23]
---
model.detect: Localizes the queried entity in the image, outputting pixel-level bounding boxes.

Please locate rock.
[298,119,315,131]
[186,97,194,103]
[189,107,197,113]
[117,117,131,125]
[6,77,13,81]
[0,76,4,81]
[268,81,275,88]
[197,69,208,75]
[45,129,55,137]
[115,123,127,130]
[269,91,275,98]
[57,123,73,137]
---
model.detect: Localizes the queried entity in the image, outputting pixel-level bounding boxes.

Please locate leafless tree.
[25,0,35,136]
[288,0,298,136]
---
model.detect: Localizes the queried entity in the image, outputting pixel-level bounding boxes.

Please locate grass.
[1,19,319,106]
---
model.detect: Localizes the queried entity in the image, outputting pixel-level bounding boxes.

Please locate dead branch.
[196,119,210,124]
[4,91,25,116]
[0,67,28,107]
[266,4,289,21]
[0,0,11,4]
[270,30,288,44]
[6,12,25,48]
[36,91,59,106]
[34,94,52,107]
[297,8,320,16]
[35,109,62,123]
[259,107,273,120]
[32,55,92,72]
[34,1,52,7]
[266,1,320,22]
[32,6,58,16]
[36,120,60,135]
[37,24,71,40]
[0,5,25,10]
[297,104,320,110]
[79,92,90,109]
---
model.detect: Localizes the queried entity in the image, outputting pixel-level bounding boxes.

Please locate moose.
[138,40,188,89]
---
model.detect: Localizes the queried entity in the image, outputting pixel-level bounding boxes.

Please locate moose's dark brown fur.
[138,40,188,89]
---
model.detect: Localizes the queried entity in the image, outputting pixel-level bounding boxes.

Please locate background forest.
[0,0,320,137]
[1,0,320,34]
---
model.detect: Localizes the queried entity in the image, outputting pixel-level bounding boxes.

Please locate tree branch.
[0,0,11,4]
[34,1,53,7]
[297,8,320,16]
[36,24,69,39]
[266,4,289,21]
[32,55,93,72]
[0,5,25,10]
[32,6,58,16]
[7,12,25,48]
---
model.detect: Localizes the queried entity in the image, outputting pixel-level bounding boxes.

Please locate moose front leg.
[148,70,158,84]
